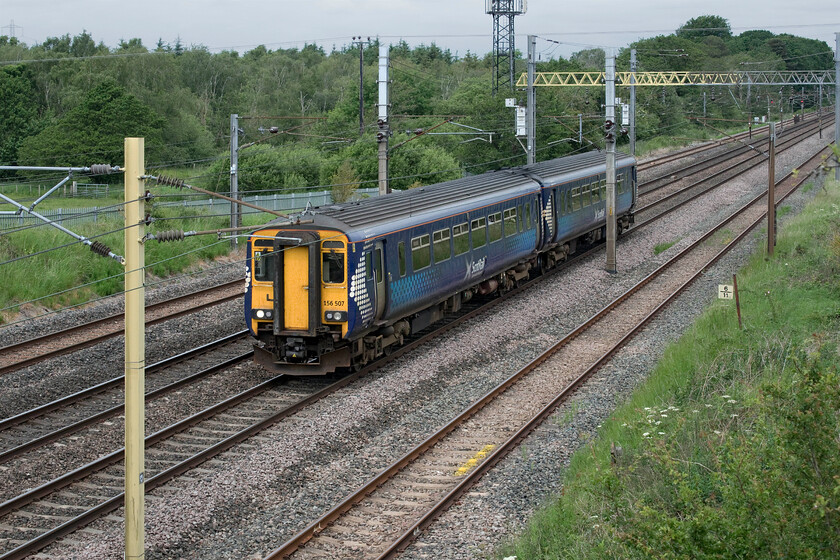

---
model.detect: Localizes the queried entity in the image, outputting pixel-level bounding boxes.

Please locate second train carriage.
[246,150,636,375]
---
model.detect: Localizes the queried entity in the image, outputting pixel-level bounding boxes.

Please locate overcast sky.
[2,0,838,59]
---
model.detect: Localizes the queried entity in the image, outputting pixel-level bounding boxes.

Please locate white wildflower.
[714,430,721,435]
[659,432,665,435]
[643,432,650,437]
[727,399,737,404]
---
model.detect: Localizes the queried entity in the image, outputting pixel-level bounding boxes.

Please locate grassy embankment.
[501,176,840,558]
[0,171,279,322]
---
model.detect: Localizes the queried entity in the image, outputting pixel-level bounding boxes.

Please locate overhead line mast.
[486,0,526,95]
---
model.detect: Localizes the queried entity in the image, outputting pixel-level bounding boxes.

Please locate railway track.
[635,112,822,172]
[636,117,833,222]
[0,280,242,376]
[638,118,834,199]
[266,143,835,560]
[0,332,252,492]
[0,125,831,558]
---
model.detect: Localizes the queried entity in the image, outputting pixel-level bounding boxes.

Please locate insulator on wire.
[156,175,185,189]
[155,230,185,243]
[89,164,114,175]
[90,240,112,258]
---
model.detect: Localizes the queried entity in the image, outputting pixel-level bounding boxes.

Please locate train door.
[372,241,386,320]
[283,246,310,330]
[273,231,320,336]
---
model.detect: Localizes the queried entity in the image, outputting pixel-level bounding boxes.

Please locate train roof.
[280,150,635,237]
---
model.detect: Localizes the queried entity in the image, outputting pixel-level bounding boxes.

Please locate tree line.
[0,15,833,195]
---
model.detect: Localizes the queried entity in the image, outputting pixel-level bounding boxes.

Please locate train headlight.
[255,309,273,320]
[324,310,348,322]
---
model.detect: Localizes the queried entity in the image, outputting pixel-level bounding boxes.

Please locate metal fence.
[0,188,380,231]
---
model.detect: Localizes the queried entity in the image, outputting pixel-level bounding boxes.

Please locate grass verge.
[0,204,277,323]
[500,177,840,559]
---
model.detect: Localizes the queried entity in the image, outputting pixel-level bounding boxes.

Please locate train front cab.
[248,228,352,375]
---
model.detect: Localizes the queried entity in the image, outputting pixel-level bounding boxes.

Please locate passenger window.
[503,208,517,237]
[524,203,532,229]
[398,242,406,277]
[488,212,502,242]
[453,222,469,255]
[411,234,431,271]
[518,205,524,231]
[600,179,607,201]
[433,228,451,263]
[322,251,345,284]
[254,251,275,281]
[571,187,581,211]
[471,217,486,249]
[365,252,373,280]
[617,175,624,194]
[582,185,591,207]
[591,182,601,203]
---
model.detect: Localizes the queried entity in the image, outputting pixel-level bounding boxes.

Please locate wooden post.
[124,137,146,560]
[733,274,742,329]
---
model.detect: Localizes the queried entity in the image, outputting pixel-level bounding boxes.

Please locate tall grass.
[0,204,270,322]
[500,177,840,559]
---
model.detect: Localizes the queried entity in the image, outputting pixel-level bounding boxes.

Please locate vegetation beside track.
[0,204,279,322]
[501,177,840,559]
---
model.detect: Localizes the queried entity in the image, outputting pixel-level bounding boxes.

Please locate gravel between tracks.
[21,128,834,559]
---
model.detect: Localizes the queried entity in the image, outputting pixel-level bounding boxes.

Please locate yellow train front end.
[246,225,352,375]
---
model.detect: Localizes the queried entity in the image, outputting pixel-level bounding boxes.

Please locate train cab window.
[253,251,275,282]
[617,175,625,194]
[524,202,532,230]
[411,234,431,271]
[365,252,373,280]
[571,187,581,211]
[471,217,486,249]
[591,181,601,204]
[453,222,469,255]
[398,241,406,277]
[433,228,451,263]
[503,208,517,237]
[322,251,345,284]
[488,212,502,242]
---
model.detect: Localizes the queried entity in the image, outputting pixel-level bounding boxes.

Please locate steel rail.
[266,142,832,559]
[0,279,243,376]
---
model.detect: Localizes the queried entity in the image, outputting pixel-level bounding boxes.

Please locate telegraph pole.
[377,42,390,195]
[605,50,617,273]
[229,114,240,249]
[767,122,776,256]
[630,48,637,156]
[124,138,146,560]
[527,35,536,165]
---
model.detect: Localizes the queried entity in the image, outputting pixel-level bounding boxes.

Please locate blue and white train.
[245,150,636,374]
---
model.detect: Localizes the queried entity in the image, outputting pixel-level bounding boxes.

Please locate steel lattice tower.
[486,0,526,95]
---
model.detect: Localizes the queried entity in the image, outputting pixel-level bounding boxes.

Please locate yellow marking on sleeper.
[454,444,496,477]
